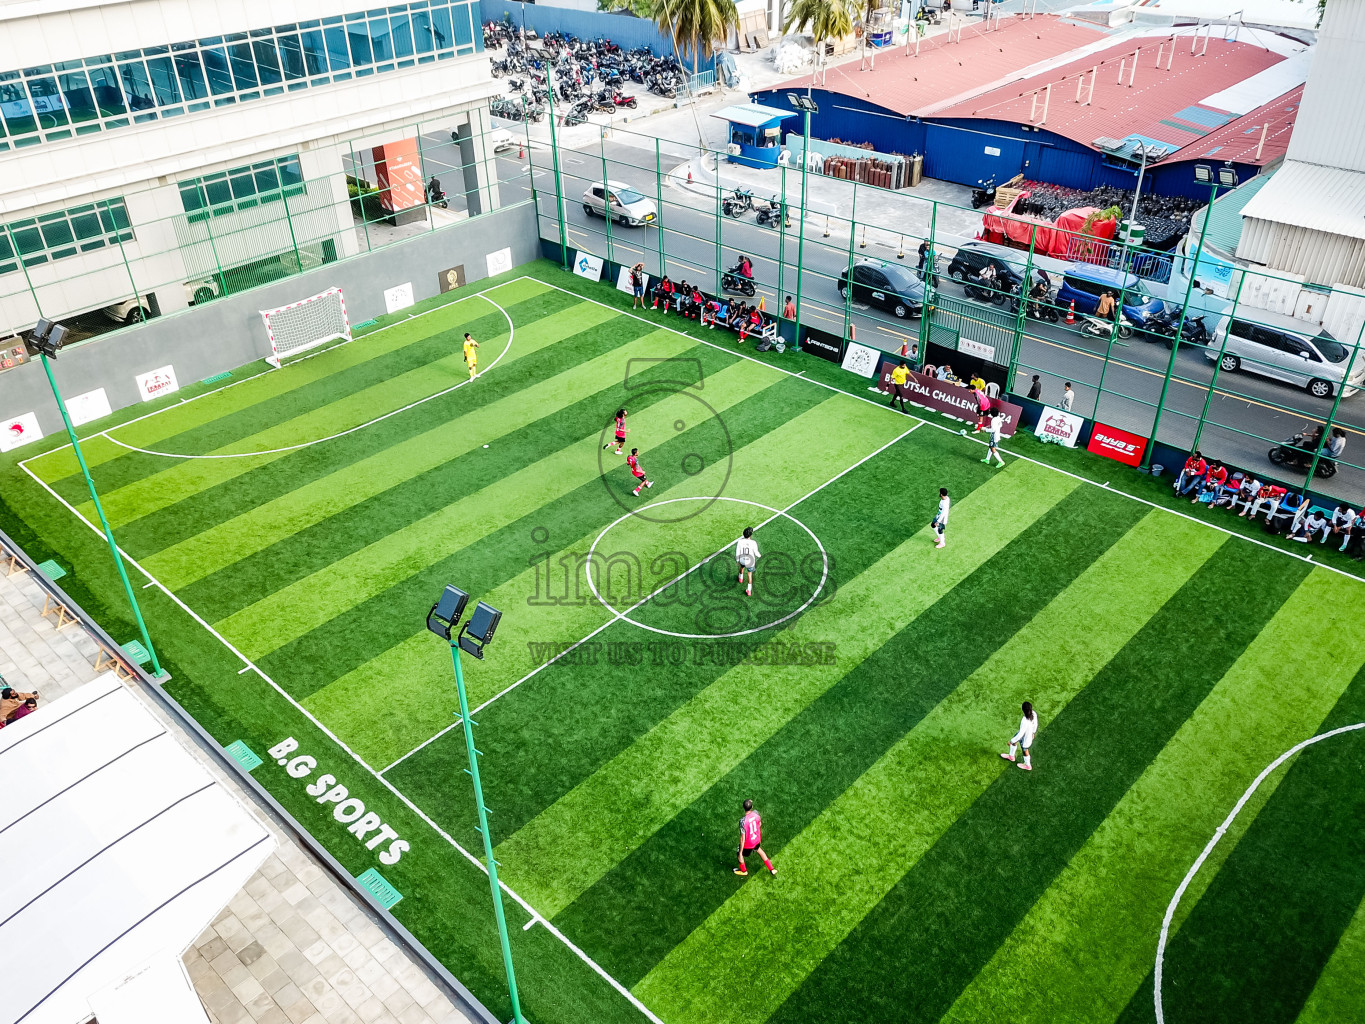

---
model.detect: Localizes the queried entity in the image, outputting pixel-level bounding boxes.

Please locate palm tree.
[651,0,739,74]
[782,0,854,84]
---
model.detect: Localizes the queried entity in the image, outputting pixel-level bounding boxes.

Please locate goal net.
[260,287,352,367]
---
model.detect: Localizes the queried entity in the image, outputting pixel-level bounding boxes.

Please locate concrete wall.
[0,201,539,439]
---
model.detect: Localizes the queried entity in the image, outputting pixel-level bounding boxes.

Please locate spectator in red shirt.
[1174,451,1208,497]
[1248,483,1288,522]
[1192,461,1228,505]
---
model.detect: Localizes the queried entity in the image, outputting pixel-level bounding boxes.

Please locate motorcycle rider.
[737,253,754,279]
[426,176,445,206]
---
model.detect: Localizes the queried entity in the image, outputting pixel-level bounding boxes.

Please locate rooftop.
[1241,160,1365,242]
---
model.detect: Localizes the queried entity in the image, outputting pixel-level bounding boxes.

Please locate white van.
[1204,309,1364,399]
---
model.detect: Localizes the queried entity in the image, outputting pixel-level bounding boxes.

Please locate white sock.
[1009,742,1017,758]
[1023,751,1031,767]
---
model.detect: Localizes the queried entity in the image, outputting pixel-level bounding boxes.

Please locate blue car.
[1055,264,1165,326]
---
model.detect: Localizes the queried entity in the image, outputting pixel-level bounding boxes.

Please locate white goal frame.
[259,287,352,367]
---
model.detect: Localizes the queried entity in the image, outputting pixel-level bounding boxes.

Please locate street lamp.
[425,585,523,1024]
[24,319,163,677]
[787,92,818,352]
[1142,163,1238,467]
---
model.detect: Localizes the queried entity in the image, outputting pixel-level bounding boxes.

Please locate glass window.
[26,77,70,128]
[279,155,304,187]
[369,17,393,60]
[2,76,39,136]
[86,65,126,116]
[117,61,155,111]
[451,2,472,47]
[412,10,435,52]
[229,167,256,201]
[253,39,282,84]
[254,161,280,193]
[173,52,209,100]
[348,26,372,65]
[300,28,329,75]
[12,222,45,263]
[203,173,232,206]
[58,70,97,122]
[390,13,414,57]
[324,26,351,69]
[144,57,181,105]
[277,34,306,78]
[179,183,205,213]
[39,212,75,256]
[99,201,131,232]
[228,42,259,89]
[200,47,235,94]
[430,5,452,50]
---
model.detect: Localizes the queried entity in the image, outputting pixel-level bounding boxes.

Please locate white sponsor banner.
[383,281,415,314]
[136,364,180,402]
[617,266,647,295]
[572,251,604,281]
[1034,406,1084,447]
[485,246,513,277]
[841,341,882,378]
[958,338,996,363]
[66,387,112,427]
[0,411,42,453]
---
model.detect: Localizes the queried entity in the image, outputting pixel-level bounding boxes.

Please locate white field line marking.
[379,422,921,775]
[100,294,515,460]
[1154,722,1365,1024]
[17,332,664,1024]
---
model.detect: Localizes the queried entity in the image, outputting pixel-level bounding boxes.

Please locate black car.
[838,260,925,319]
[945,242,1026,292]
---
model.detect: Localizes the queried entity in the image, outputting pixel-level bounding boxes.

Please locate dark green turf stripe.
[171,337,714,618]
[552,484,1147,986]
[1114,665,1365,1024]
[766,541,1310,1024]
[53,290,575,504]
[257,373,830,700]
[113,300,657,559]
[386,426,1000,849]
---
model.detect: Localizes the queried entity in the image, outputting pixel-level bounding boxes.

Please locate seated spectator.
[738,307,764,343]
[1329,505,1357,551]
[1247,482,1287,522]
[652,276,674,312]
[937,364,954,381]
[702,298,724,328]
[7,697,36,724]
[727,302,748,330]
[969,373,986,393]
[1291,508,1330,543]
[0,686,38,724]
[678,284,702,320]
[1230,476,1262,516]
[1211,470,1244,508]
[1193,461,1227,504]
[1174,450,1208,497]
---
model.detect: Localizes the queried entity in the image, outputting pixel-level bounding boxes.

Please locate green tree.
[651,0,739,73]
[598,0,654,17]
[782,0,854,79]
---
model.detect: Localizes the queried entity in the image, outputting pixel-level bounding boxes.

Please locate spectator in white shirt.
[1061,383,1074,412]
[932,487,950,549]
[1329,506,1357,551]
[1291,509,1330,543]
[1229,477,1262,516]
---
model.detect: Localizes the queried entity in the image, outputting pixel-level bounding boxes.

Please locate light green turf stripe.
[72,294,601,529]
[635,509,1224,1024]
[940,566,1365,1024]
[1296,891,1365,1024]
[492,461,1077,919]
[222,353,769,659]
[301,391,908,767]
[145,325,686,587]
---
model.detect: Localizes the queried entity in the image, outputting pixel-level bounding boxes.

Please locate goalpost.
[259,287,352,367]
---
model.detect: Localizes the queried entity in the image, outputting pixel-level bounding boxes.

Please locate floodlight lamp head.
[426,584,469,641]
[1194,165,1212,184]
[457,601,502,660]
[25,318,67,359]
[1217,166,1238,187]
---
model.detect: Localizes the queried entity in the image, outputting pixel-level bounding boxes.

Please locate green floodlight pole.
[543,62,570,270]
[1306,318,1365,483]
[842,186,858,342]
[654,137,666,280]
[777,161,788,302]
[1142,165,1231,468]
[1007,224,1037,391]
[789,92,816,351]
[1190,267,1247,453]
[917,202,938,365]
[36,345,163,677]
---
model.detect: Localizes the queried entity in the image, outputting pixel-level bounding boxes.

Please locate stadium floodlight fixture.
[1194,164,1213,184]
[426,584,470,641]
[1217,165,1238,187]
[787,93,818,113]
[458,601,502,661]
[25,318,68,359]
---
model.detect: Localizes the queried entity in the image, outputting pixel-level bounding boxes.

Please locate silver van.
[1204,309,1364,399]
[581,180,656,227]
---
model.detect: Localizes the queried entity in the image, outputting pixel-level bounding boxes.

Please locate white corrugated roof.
[711,104,795,128]
[1240,160,1365,241]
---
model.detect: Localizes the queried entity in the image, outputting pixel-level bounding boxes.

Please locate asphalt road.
[495,139,1365,504]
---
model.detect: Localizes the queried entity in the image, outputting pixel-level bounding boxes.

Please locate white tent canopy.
[1,673,274,1024]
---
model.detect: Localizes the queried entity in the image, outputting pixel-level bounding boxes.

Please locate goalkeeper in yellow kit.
[463,332,480,379]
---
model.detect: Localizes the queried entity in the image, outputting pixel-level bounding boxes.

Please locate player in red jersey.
[602,409,628,454]
[627,447,653,496]
[734,799,776,877]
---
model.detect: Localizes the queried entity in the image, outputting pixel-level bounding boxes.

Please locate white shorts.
[736,554,756,570]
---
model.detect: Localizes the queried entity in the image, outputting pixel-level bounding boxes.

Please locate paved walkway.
[0,558,478,1024]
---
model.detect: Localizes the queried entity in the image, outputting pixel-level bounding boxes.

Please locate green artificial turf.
[4,261,1364,1024]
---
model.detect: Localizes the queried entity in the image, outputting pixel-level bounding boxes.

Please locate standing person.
[603,409,628,454]
[981,411,1006,467]
[782,295,796,319]
[1027,374,1042,401]
[1001,701,1039,771]
[889,361,911,412]
[627,447,653,496]
[931,486,950,549]
[462,333,480,380]
[1061,382,1075,412]
[630,262,646,309]
[734,798,776,877]
[735,526,761,597]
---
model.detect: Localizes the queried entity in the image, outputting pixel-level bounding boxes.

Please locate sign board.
[486,247,513,277]
[984,146,1002,157]
[1088,421,1147,466]
[135,364,180,402]
[0,411,42,452]
[372,139,424,213]
[875,363,1023,435]
[841,341,882,378]
[66,387,112,427]
[438,265,466,293]
[958,338,997,363]
[617,266,648,295]
[384,282,415,314]
[0,342,30,373]
[1034,405,1084,447]
[800,329,844,363]
[573,251,604,281]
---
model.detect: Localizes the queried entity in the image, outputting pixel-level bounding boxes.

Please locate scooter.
[754,195,789,228]
[610,90,638,109]
[426,182,448,209]
[970,177,997,209]
[721,261,757,297]
[1080,312,1133,340]
[1027,289,1059,322]
[1144,308,1211,348]
[1269,427,1338,478]
[961,268,1009,306]
[722,188,754,218]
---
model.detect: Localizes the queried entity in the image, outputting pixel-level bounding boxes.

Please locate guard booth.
[712,104,795,168]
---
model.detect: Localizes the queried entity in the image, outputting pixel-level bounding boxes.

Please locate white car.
[1204,308,1365,399]
[490,128,517,153]
[103,279,220,323]
[582,180,656,227]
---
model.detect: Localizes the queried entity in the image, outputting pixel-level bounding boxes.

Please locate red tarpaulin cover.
[980,203,1118,259]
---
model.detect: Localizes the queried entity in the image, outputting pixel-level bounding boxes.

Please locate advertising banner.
[1034,405,1084,447]
[573,251,604,281]
[136,364,180,402]
[958,338,997,363]
[372,139,424,213]
[1088,421,1147,466]
[875,363,1023,435]
[438,265,466,293]
[841,342,882,378]
[66,388,112,427]
[486,247,513,277]
[800,327,844,363]
[384,282,415,314]
[0,411,42,453]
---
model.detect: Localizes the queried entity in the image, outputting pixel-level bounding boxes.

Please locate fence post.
[1007,226,1036,392]
[1306,319,1365,484]
[917,202,938,364]
[102,199,143,318]
[599,127,614,266]
[543,72,570,269]
[777,162,787,304]
[1190,267,1246,453]
[842,187,858,343]
[655,137,666,280]
[348,142,373,254]
[714,149,723,296]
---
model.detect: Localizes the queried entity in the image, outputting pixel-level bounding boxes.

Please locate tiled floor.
[0,555,480,1024]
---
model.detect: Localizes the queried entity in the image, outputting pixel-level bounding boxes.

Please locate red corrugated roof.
[769,15,1107,117]
[1184,84,1301,166]
[932,36,1289,161]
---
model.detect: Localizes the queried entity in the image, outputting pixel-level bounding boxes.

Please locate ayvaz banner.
[1035,406,1085,447]
[1088,421,1147,466]
[875,361,1022,436]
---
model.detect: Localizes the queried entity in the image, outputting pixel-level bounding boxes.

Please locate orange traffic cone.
[518,143,525,159]
[687,169,693,183]
[1065,300,1076,325]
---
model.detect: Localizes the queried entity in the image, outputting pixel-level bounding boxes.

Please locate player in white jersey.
[981,412,1006,468]
[735,526,761,597]
[1001,701,1039,771]
[932,487,950,549]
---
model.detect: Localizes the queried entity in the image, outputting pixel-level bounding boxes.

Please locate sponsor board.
[875,363,1022,435]
[371,138,424,212]
[958,337,997,363]
[841,341,882,378]
[801,330,844,363]
[573,251,604,281]
[438,264,466,293]
[0,411,42,452]
[1035,406,1084,447]
[383,281,415,314]
[135,364,180,402]
[617,266,648,295]
[486,246,513,277]
[66,387,112,427]
[1088,421,1147,466]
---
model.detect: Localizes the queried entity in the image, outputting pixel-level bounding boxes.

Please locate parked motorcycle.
[609,90,637,109]
[1144,308,1211,348]
[1080,312,1133,340]
[1269,426,1338,478]
[722,188,754,218]
[970,177,997,209]
[753,195,789,228]
[721,260,757,297]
